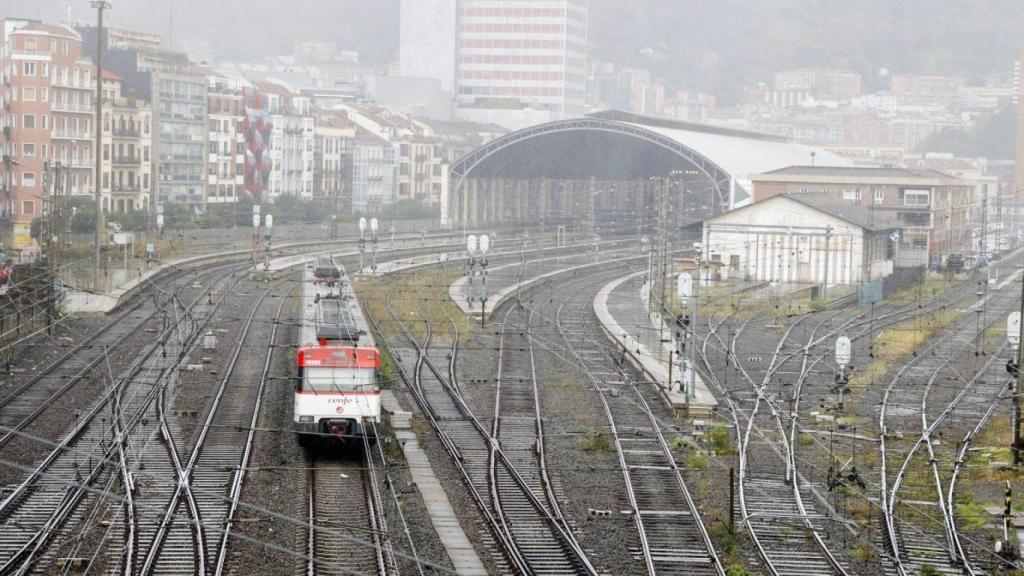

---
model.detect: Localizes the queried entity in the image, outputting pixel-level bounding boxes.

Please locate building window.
[41,87,48,102]
[874,188,884,205]
[41,115,48,130]
[22,200,34,215]
[841,187,861,201]
[22,115,34,129]
[22,172,35,187]
[22,62,35,76]
[901,189,931,207]
[24,38,37,53]
[22,86,35,101]
[22,143,34,158]
[41,63,48,77]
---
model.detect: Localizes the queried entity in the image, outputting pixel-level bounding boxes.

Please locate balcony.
[52,130,89,140]
[51,101,92,114]
[112,185,141,194]
[112,155,141,166]
[112,127,140,138]
[70,158,94,169]
[51,76,91,90]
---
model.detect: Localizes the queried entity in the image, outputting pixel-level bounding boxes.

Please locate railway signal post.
[479,234,490,327]
[358,217,367,274]
[370,218,379,274]
[466,234,478,308]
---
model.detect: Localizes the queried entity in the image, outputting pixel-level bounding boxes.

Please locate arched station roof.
[451,110,853,209]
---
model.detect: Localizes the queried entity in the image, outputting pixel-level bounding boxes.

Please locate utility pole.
[822,225,833,300]
[91,0,111,292]
[1014,281,1024,466]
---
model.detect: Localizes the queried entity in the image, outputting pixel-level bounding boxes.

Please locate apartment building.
[101,70,151,213]
[205,70,246,204]
[351,129,397,214]
[313,111,355,212]
[1,19,95,248]
[252,82,315,199]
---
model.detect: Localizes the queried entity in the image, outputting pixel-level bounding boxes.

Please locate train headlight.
[299,416,314,423]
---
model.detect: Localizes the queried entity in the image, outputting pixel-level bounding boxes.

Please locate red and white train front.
[295,258,382,444]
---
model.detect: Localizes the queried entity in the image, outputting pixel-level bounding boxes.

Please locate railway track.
[0,261,242,463]
[0,263,241,574]
[551,273,726,576]
[878,279,1021,576]
[490,303,580,575]
[371,281,598,576]
[304,435,391,576]
[725,311,851,576]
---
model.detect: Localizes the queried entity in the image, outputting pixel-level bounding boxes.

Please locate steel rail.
[556,292,727,576]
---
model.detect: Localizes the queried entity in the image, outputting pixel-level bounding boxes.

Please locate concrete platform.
[593,272,719,415]
[449,249,644,319]
[381,391,487,576]
[366,237,632,279]
[63,232,465,315]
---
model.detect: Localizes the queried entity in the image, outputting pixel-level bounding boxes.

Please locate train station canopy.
[450,110,854,211]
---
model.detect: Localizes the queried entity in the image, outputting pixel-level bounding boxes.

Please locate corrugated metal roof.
[783,193,901,232]
[623,121,855,187]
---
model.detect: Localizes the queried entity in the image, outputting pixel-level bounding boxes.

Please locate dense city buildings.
[1,19,96,247]
[80,26,209,207]
[773,68,862,100]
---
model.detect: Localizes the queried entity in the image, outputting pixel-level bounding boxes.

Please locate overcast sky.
[6,0,1022,97]
[6,0,400,63]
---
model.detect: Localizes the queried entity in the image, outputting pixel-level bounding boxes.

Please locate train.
[294,256,382,445]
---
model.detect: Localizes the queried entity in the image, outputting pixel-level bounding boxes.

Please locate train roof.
[301,265,375,349]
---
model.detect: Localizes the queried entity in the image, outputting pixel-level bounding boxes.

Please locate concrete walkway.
[593,272,719,414]
[381,391,487,576]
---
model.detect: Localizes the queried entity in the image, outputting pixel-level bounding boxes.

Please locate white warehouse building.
[702,193,900,286]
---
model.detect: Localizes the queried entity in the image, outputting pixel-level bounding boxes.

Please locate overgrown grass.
[581,430,613,452]
[686,450,710,470]
[885,276,950,306]
[707,423,737,455]
[358,266,474,343]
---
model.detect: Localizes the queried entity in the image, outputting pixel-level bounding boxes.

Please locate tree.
[378,199,440,221]
[916,105,1016,160]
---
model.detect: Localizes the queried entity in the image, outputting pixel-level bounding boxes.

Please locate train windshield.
[302,367,376,393]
